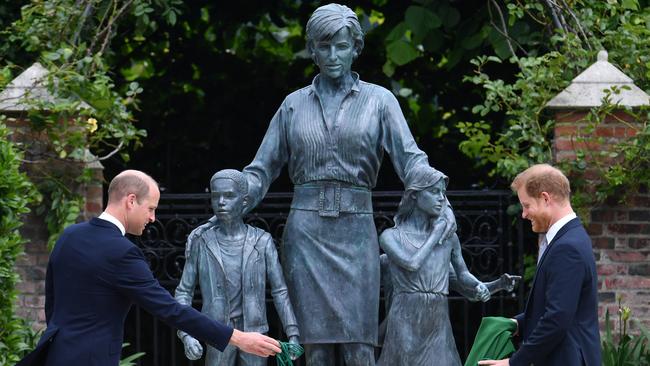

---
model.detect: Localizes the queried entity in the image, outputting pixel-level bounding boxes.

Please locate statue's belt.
[291,183,373,217]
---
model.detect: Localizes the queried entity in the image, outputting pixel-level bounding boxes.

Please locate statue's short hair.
[210,169,248,195]
[306,4,364,58]
[511,164,571,201]
[108,170,156,204]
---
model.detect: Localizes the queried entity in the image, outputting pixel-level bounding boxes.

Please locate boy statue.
[175,169,300,365]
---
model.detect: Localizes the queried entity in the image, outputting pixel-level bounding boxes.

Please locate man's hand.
[229,329,281,357]
[478,358,510,366]
[182,335,203,360]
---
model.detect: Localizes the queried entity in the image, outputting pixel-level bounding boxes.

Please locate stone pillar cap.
[0,62,92,112]
[546,50,650,109]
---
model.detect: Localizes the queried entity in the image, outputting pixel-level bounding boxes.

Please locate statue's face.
[414,180,446,217]
[210,178,246,221]
[313,26,355,80]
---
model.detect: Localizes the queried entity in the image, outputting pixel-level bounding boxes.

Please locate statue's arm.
[379,222,445,272]
[379,90,429,183]
[242,102,290,212]
[484,273,522,294]
[174,232,201,340]
[379,253,393,315]
[449,234,490,302]
[264,234,299,340]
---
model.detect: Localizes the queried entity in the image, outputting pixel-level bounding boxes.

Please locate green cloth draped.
[465,317,517,366]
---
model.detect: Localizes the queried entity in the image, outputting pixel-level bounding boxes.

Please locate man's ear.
[540,191,551,205]
[126,193,137,209]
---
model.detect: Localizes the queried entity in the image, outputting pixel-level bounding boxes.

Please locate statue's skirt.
[281,207,380,345]
[377,293,461,366]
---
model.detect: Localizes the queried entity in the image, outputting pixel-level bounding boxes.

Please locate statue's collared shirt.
[244,72,430,206]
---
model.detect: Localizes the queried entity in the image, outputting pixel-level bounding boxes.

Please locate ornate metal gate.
[124,190,525,365]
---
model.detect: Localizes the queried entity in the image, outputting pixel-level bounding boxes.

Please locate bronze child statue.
[378,166,519,366]
[175,169,299,365]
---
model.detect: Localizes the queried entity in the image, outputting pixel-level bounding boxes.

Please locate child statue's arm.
[449,234,490,302]
[264,234,300,344]
[379,218,447,272]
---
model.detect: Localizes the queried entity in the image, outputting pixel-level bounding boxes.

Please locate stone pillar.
[0,63,104,329]
[547,51,650,330]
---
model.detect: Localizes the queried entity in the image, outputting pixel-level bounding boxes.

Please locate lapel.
[524,218,582,311]
[203,227,225,273]
[242,226,259,269]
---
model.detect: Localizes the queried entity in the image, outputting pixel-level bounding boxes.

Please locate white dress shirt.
[98,212,126,236]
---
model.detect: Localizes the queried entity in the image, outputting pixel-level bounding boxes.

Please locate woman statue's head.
[306,4,364,79]
[394,166,448,226]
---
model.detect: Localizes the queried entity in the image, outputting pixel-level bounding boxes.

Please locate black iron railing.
[124,190,525,366]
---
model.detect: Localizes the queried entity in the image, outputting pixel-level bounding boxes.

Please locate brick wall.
[7,115,104,330]
[553,110,650,330]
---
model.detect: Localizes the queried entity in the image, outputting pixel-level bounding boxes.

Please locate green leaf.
[382,60,395,77]
[461,32,485,50]
[386,22,409,43]
[386,40,420,66]
[166,11,177,26]
[439,4,460,29]
[622,0,639,10]
[44,51,60,60]
[405,5,441,37]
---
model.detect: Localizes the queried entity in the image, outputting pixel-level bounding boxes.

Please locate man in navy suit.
[479,164,601,366]
[18,170,281,366]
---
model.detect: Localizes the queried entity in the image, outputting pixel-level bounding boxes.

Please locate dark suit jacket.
[510,218,601,366]
[18,218,233,366]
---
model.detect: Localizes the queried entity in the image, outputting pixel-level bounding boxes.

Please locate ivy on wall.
[0,119,41,365]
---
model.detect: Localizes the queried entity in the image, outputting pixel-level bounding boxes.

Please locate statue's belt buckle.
[318,183,341,217]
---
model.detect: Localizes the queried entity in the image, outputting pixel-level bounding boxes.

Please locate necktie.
[538,236,548,264]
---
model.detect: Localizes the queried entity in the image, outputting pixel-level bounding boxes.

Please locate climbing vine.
[457,0,650,216]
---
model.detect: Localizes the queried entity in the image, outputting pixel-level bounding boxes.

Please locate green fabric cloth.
[464,317,517,366]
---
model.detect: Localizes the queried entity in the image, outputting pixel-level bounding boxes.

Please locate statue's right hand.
[183,336,203,360]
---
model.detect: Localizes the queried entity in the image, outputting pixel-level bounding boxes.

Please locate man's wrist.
[229,328,242,347]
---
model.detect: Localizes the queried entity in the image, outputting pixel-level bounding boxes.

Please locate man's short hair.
[210,169,248,196]
[511,164,571,201]
[108,170,156,204]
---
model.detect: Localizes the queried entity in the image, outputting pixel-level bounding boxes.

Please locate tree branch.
[558,0,593,51]
[72,0,94,46]
[542,0,565,32]
[487,0,528,57]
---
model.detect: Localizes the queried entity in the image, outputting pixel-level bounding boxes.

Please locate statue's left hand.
[475,283,490,302]
[288,336,301,360]
[440,204,457,243]
[500,273,522,292]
